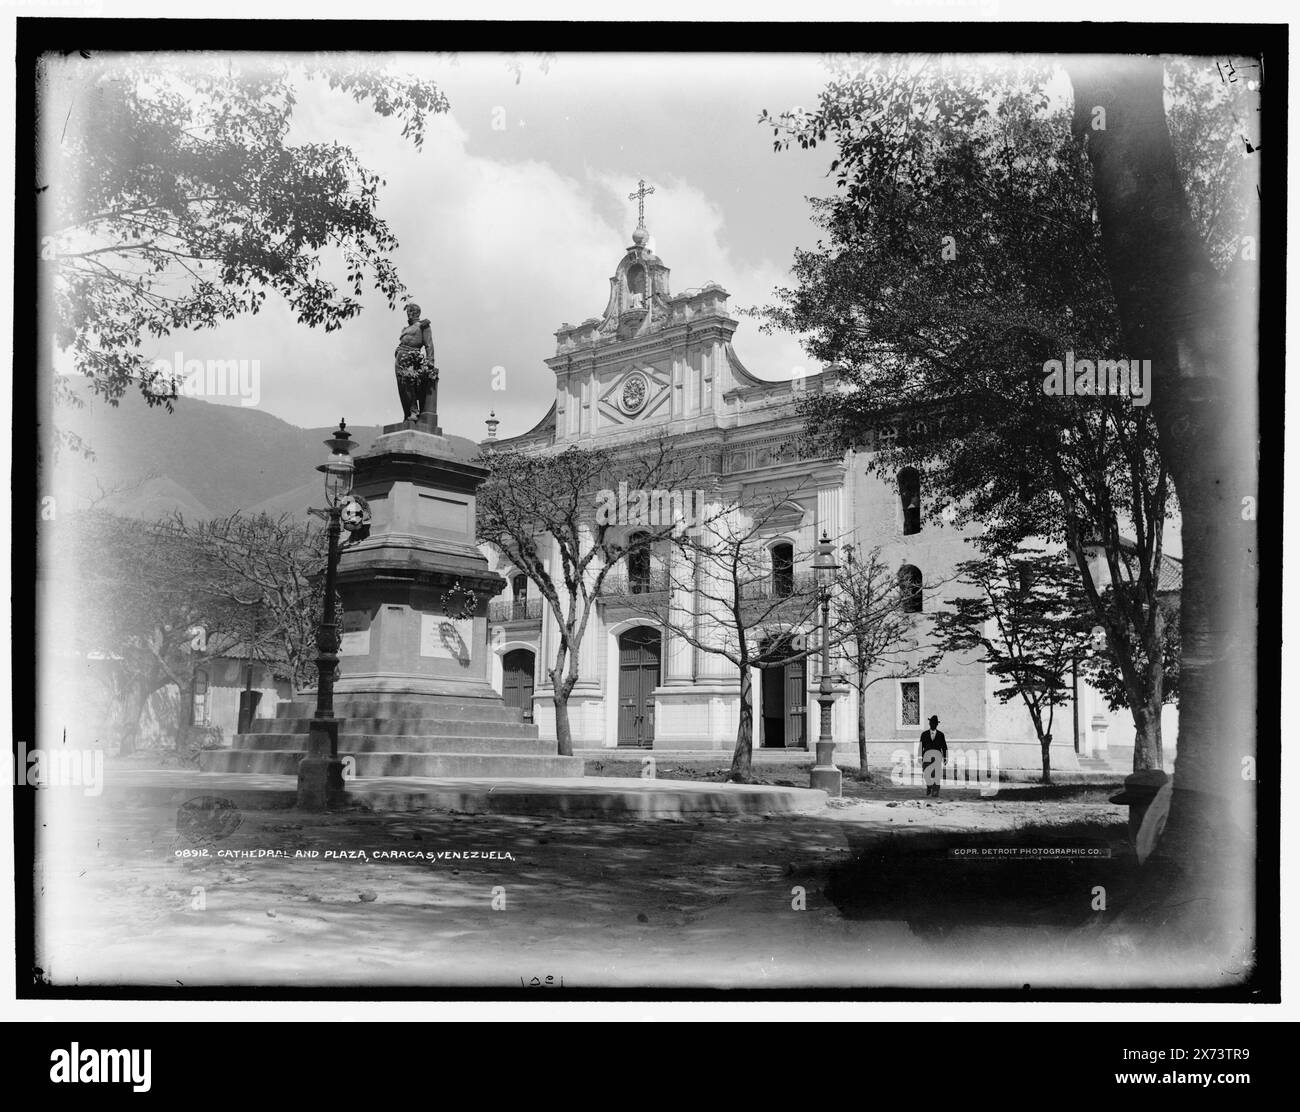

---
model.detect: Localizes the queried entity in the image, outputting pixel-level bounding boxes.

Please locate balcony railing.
[599,570,672,603]
[740,573,821,602]
[488,597,544,623]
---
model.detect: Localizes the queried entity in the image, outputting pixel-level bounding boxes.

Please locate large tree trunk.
[857,671,868,772]
[1066,58,1257,945]
[550,674,574,757]
[1131,702,1163,773]
[729,665,754,783]
[548,635,577,756]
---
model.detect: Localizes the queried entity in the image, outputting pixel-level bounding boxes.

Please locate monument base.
[383,412,442,436]
[203,694,585,780]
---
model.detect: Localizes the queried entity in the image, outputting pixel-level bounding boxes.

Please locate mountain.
[47,382,481,522]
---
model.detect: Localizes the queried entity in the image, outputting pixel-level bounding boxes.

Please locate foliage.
[37,53,452,443]
[165,511,328,697]
[929,547,1090,779]
[758,54,1188,770]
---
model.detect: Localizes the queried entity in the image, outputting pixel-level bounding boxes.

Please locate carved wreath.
[396,347,438,386]
[441,580,479,621]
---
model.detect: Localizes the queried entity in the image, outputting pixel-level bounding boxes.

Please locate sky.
[60,52,840,440]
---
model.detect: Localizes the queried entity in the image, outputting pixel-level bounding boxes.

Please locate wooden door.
[502,649,535,722]
[617,627,660,747]
[785,655,807,748]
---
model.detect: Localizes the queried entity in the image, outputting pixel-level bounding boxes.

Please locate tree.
[63,510,252,753]
[164,511,327,698]
[474,440,686,757]
[1062,57,1258,878]
[930,548,1090,784]
[621,482,847,783]
[36,54,452,452]
[759,55,1247,790]
[1078,559,1182,760]
[834,541,931,772]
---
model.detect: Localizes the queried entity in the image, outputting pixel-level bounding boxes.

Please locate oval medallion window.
[620,371,649,415]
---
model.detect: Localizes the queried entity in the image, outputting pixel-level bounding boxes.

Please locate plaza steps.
[198,696,584,779]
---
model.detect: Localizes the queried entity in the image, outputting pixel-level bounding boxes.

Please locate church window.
[898,467,922,535]
[898,564,923,613]
[771,542,795,598]
[900,680,921,727]
[628,533,652,593]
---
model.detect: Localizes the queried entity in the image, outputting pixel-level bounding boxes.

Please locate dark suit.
[919,729,948,795]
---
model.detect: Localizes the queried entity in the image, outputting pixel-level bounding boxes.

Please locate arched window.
[628,532,652,594]
[771,542,795,598]
[511,573,528,619]
[898,564,923,613]
[898,467,922,536]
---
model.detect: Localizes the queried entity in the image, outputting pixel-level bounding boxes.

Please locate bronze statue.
[394,302,437,422]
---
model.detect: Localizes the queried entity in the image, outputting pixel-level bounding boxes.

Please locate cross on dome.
[628,178,655,245]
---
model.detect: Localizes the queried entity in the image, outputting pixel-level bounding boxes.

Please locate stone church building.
[481,210,1167,772]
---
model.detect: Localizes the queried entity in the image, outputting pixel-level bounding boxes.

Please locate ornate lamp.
[317,419,355,504]
[298,418,355,810]
[810,529,842,797]
[813,529,840,592]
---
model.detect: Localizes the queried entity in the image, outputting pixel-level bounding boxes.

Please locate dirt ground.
[31,772,1251,991]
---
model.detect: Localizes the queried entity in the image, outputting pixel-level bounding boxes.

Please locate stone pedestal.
[204,421,586,791]
[333,423,503,702]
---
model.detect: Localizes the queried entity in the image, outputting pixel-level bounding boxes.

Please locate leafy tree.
[1063,57,1258,875]
[930,548,1090,783]
[164,511,328,698]
[1078,563,1182,765]
[36,54,453,452]
[474,440,686,757]
[759,55,1245,787]
[834,541,931,772]
[60,510,252,752]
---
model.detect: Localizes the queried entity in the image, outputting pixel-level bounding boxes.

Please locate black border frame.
[12,16,1285,1004]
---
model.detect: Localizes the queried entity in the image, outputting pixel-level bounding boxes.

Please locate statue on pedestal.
[394,302,438,422]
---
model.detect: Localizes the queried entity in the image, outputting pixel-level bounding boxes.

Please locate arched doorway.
[760,636,806,748]
[617,626,660,747]
[502,649,536,722]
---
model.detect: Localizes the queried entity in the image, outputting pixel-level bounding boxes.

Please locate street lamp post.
[297,419,355,810]
[809,530,842,797]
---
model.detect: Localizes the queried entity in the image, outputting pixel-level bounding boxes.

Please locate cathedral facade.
[481,214,1159,772]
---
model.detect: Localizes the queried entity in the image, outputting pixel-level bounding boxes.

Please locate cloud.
[58,60,821,443]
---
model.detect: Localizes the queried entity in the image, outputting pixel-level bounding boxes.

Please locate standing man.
[919,714,948,797]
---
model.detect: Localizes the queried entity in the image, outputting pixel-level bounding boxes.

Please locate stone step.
[255,717,539,738]
[232,733,557,755]
[273,698,527,722]
[199,750,584,778]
